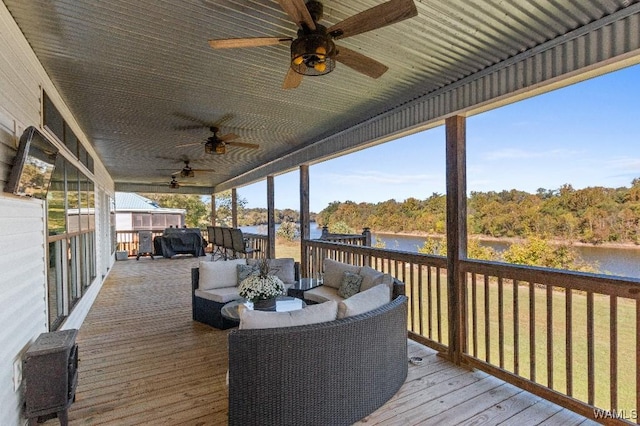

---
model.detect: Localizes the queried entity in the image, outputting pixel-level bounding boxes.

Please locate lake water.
[241,223,640,279]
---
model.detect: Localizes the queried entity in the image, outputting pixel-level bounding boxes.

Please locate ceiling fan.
[208,0,418,88]
[176,126,259,155]
[158,160,218,178]
[168,176,180,189]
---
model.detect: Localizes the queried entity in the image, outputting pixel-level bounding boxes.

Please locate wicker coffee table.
[221,296,306,322]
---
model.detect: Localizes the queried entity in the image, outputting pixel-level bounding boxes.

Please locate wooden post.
[267,175,275,259]
[362,228,372,246]
[300,165,310,277]
[210,193,216,226]
[362,227,372,267]
[231,188,238,228]
[445,115,468,365]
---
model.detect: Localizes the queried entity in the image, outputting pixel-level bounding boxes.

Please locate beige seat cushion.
[239,301,338,330]
[199,259,247,290]
[337,284,391,319]
[303,285,343,304]
[322,258,361,289]
[195,287,241,304]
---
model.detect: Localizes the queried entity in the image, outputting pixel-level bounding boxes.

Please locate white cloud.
[320,170,438,186]
[605,157,640,170]
[483,148,580,161]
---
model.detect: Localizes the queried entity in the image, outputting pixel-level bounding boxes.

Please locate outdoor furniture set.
[190,257,408,425]
[206,226,259,260]
[191,257,299,329]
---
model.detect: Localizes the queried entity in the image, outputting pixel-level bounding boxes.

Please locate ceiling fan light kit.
[205,140,226,155]
[290,27,336,76]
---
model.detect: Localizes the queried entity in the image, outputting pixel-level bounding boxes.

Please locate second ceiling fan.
[177,126,259,155]
[208,0,418,89]
[175,113,260,155]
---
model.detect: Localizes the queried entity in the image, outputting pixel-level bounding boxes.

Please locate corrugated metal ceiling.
[2,0,638,193]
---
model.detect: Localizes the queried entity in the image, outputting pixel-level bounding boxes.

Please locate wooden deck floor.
[45,256,599,425]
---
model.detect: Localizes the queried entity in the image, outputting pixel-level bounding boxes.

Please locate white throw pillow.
[322,258,361,289]
[239,301,338,330]
[199,259,246,290]
[337,284,391,319]
[358,266,385,292]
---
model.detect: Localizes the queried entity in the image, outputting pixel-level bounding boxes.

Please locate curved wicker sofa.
[227,294,409,426]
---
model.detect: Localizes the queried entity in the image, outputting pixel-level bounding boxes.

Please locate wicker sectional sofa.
[227,294,409,426]
[191,258,299,329]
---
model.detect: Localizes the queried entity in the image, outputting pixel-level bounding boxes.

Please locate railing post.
[321,226,329,239]
[362,227,371,246]
[362,227,372,267]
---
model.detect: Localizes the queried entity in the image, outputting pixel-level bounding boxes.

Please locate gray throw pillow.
[237,264,259,284]
[338,271,363,299]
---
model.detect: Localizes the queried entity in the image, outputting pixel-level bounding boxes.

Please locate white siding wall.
[0,3,114,424]
[0,197,47,425]
[116,212,133,231]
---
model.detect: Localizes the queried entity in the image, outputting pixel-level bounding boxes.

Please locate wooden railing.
[242,232,268,259]
[302,239,449,352]
[317,226,371,246]
[302,238,640,424]
[115,230,164,256]
[461,260,640,423]
[117,229,267,260]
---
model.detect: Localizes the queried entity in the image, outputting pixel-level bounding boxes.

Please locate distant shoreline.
[372,230,640,250]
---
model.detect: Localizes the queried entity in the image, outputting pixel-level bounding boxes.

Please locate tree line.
[316,179,640,245]
[143,191,317,229]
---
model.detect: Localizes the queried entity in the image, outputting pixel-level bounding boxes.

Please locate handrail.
[303,238,449,352]
[115,230,164,256]
[302,238,640,424]
[460,259,640,423]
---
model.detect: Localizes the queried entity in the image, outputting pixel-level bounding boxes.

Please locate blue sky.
[238,64,640,213]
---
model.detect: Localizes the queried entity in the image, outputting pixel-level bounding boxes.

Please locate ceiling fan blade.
[327,0,417,40]
[283,66,303,89]
[335,45,389,79]
[213,113,234,128]
[227,141,260,149]
[218,132,240,142]
[175,142,202,148]
[209,37,292,49]
[276,0,316,30]
[173,112,209,125]
[191,168,221,173]
[174,124,209,131]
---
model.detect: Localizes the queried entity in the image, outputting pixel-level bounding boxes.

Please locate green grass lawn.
[274,240,301,262]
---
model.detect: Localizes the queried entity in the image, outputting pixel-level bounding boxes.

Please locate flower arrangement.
[238,258,285,302]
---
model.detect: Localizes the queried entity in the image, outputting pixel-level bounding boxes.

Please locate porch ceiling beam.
[115,182,215,195]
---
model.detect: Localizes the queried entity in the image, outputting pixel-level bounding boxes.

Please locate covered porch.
[62,256,596,425]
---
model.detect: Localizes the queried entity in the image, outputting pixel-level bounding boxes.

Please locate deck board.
[36,256,596,425]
